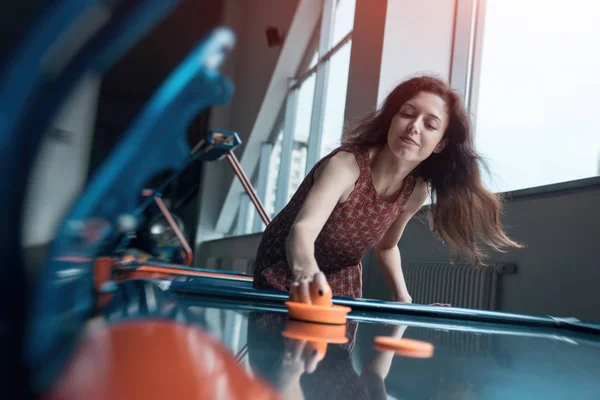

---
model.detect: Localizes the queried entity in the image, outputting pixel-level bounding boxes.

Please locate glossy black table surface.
[99,277,600,400]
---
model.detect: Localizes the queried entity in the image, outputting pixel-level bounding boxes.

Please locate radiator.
[403,262,517,310]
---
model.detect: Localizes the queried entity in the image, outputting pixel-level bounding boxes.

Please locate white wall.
[21,73,101,247]
[377,0,455,104]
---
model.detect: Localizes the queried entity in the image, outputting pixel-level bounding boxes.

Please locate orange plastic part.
[308,282,332,306]
[134,266,253,281]
[285,301,351,325]
[93,257,115,292]
[282,320,349,345]
[374,336,435,359]
[282,320,348,361]
[115,270,171,281]
[121,253,152,262]
[43,320,279,400]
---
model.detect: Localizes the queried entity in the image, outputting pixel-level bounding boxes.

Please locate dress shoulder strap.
[337,144,370,174]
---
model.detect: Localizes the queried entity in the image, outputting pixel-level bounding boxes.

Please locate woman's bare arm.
[286,151,359,302]
[374,179,429,302]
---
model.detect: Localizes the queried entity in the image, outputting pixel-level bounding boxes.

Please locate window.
[288,142,308,201]
[243,194,255,234]
[332,0,356,45]
[251,0,356,225]
[235,135,281,235]
[231,1,358,235]
[320,39,352,158]
[472,0,600,193]
[303,0,356,173]
[308,51,318,70]
[287,73,315,200]
[265,132,283,218]
[234,193,250,235]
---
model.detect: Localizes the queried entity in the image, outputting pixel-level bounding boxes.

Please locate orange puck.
[374,337,434,359]
[282,320,348,344]
[285,301,351,325]
[282,321,348,360]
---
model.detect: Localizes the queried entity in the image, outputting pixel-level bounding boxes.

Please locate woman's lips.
[400,136,418,146]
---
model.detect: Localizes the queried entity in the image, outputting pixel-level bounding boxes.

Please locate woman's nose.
[409,116,425,135]
[408,121,420,135]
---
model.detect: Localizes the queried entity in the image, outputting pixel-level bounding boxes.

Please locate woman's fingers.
[310,271,332,306]
[291,339,306,360]
[290,282,300,302]
[290,270,332,304]
[298,277,311,304]
[312,271,328,292]
[303,347,321,374]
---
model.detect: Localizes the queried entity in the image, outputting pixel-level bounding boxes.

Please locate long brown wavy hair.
[342,76,522,264]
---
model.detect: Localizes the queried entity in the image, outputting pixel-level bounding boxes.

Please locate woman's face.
[386,91,449,162]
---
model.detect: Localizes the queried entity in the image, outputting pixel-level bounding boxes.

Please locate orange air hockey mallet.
[285,279,351,325]
[282,320,348,363]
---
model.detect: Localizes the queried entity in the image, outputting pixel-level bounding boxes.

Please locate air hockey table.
[63,271,600,399]
[4,3,600,398]
[97,258,600,399]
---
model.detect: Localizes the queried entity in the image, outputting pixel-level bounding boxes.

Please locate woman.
[253,75,521,303]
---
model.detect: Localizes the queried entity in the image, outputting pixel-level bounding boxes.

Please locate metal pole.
[253,143,273,232]
[226,152,271,226]
[153,196,194,266]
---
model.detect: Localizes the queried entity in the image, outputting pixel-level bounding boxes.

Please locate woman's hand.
[277,338,323,400]
[281,338,322,376]
[290,270,332,304]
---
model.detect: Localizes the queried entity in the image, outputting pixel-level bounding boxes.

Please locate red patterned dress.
[253,145,416,298]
